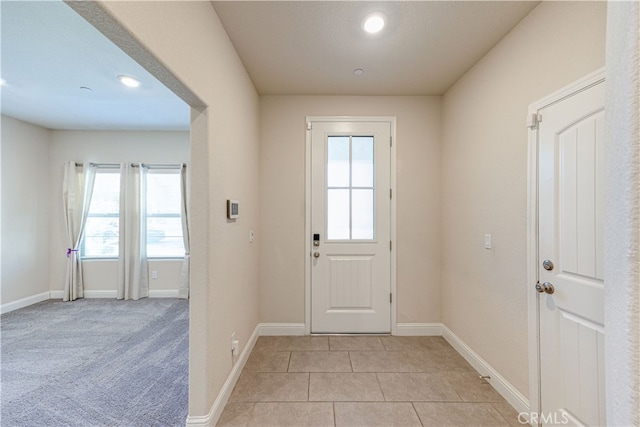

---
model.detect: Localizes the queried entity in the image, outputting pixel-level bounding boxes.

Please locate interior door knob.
[313,252,320,258]
[542,260,554,271]
[535,281,555,294]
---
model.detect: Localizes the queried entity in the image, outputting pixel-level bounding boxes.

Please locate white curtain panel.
[62,161,96,301]
[117,163,149,300]
[178,164,190,299]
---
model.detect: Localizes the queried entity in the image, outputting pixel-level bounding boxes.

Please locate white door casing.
[307,118,393,333]
[528,69,606,426]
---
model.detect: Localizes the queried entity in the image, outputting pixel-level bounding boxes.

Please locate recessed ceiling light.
[118,75,141,88]
[363,12,386,34]
[353,68,365,76]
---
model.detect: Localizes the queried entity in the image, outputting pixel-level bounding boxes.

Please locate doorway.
[306,117,396,334]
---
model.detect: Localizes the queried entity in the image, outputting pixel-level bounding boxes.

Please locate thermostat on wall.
[227,200,239,219]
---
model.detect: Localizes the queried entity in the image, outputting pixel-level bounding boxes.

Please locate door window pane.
[352,189,374,239]
[325,135,376,241]
[327,136,350,187]
[352,136,374,187]
[327,189,350,240]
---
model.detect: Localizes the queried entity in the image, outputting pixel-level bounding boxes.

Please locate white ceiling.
[1,0,190,131]
[1,1,539,131]
[212,1,539,96]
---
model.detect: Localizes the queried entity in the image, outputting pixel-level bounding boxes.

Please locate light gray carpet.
[1,298,188,426]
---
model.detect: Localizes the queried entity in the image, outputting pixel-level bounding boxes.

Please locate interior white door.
[537,81,605,426]
[310,120,391,333]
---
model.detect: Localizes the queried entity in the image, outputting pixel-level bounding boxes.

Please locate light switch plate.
[484,234,492,250]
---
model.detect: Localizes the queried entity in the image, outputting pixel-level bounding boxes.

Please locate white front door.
[537,80,605,425]
[310,120,391,333]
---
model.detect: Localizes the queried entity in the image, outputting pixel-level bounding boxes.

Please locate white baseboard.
[395,323,443,336]
[442,325,530,414]
[258,323,306,336]
[50,290,116,299]
[51,290,180,299]
[186,324,260,427]
[0,291,50,314]
[149,289,180,298]
[50,290,64,300]
[84,290,118,298]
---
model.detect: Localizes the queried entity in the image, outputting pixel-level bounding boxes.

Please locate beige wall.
[441,1,606,398]
[259,96,441,324]
[48,130,189,296]
[93,1,261,418]
[1,116,51,306]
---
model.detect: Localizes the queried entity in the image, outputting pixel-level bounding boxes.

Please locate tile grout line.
[332,401,337,427]
[374,372,388,402]
[411,402,425,427]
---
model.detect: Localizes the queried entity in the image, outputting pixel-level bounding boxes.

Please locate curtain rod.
[139,163,183,169]
[74,162,184,169]
[74,162,119,169]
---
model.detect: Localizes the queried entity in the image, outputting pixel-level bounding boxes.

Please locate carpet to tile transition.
[1,298,188,426]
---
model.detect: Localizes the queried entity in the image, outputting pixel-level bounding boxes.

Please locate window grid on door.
[326,135,375,241]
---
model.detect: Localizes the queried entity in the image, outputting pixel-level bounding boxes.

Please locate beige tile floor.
[217,336,522,426]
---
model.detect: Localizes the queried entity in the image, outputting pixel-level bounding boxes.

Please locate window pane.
[147,237,185,258]
[327,189,350,240]
[83,217,119,257]
[88,172,120,215]
[352,136,374,187]
[352,189,374,239]
[147,172,181,215]
[327,136,350,187]
[146,171,184,258]
[82,171,120,258]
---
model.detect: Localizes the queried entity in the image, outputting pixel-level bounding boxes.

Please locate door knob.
[542,260,554,271]
[535,281,555,294]
[313,252,320,258]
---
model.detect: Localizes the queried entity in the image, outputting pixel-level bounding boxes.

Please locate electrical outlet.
[151,270,158,279]
[249,229,255,243]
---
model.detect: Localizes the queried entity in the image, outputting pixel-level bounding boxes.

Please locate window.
[146,169,185,258]
[80,165,185,259]
[326,135,375,240]
[82,169,120,258]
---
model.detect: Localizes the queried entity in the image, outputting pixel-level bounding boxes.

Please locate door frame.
[305,116,397,335]
[526,68,605,423]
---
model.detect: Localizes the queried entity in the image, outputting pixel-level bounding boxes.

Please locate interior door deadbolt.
[542,260,554,271]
